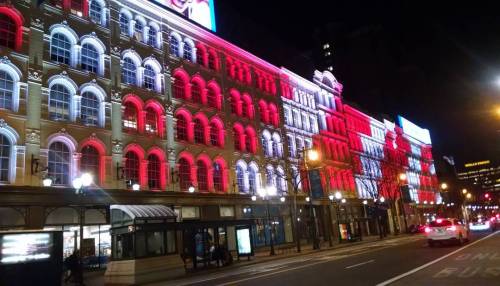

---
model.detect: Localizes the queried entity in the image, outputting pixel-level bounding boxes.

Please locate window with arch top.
[143,65,156,90]
[178,158,192,192]
[51,33,71,65]
[48,141,70,186]
[125,151,140,185]
[176,114,188,141]
[196,160,208,192]
[169,35,180,57]
[183,40,194,62]
[49,84,71,121]
[213,162,223,192]
[89,0,103,25]
[0,12,17,50]
[0,70,14,110]
[194,118,205,144]
[119,12,130,35]
[81,43,99,73]
[148,154,161,189]
[123,102,138,131]
[80,145,100,183]
[81,91,99,126]
[0,134,11,182]
[122,57,137,85]
[145,107,158,135]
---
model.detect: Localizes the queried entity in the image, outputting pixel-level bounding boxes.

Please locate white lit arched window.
[49,25,78,67]
[89,0,107,26]
[122,58,136,85]
[143,57,162,93]
[183,38,195,62]
[134,16,146,42]
[119,10,132,36]
[169,32,181,57]
[147,22,160,49]
[143,65,156,90]
[49,84,71,121]
[80,35,106,76]
[0,58,21,112]
[0,120,20,184]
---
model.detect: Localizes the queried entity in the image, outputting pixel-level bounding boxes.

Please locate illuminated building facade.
[0,0,439,281]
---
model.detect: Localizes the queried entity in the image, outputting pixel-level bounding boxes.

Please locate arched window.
[48,142,70,186]
[134,19,144,42]
[277,167,286,193]
[206,85,219,109]
[183,40,193,61]
[233,125,243,151]
[170,35,180,57]
[178,158,191,191]
[89,0,103,24]
[123,102,138,130]
[70,0,84,15]
[196,45,206,66]
[81,91,99,126]
[248,165,257,193]
[272,134,282,158]
[262,132,273,157]
[191,81,202,103]
[208,50,218,70]
[49,84,71,121]
[213,162,223,192]
[145,107,157,135]
[143,65,156,90]
[0,13,16,49]
[51,33,71,65]
[81,43,99,73]
[173,74,186,99]
[236,164,245,193]
[210,122,221,147]
[245,127,256,154]
[266,166,274,187]
[176,114,188,141]
[122,58,137,85]
[80,145,99,182]
[148,154,160,189]
[230,91,240,115]
[119,12,130,35]
[0,134,11,182]
[194,118,205,144]
[0,70,13,110]
[147,25,158,47]
[125,151,140,185]
[196,160,208,192]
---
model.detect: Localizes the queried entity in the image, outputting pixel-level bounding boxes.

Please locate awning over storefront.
[110,205,177,227]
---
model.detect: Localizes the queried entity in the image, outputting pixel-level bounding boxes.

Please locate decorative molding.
[31,18,44,29]
[111,46,121,56]
[26,129,41,145]
[0,56,11,65]
[0,119,7,129]
[112,140,123,154]
[165,104,174,115]
[58,128,68,135]
[28,68,43,82]
[111,91,121,103]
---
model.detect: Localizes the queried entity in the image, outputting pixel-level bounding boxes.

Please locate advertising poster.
[151,0,216,31]
[236,228,252,256]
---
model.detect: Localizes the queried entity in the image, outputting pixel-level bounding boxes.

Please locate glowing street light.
[440,183,448,190]
[466,193,472,199]
[399,173,407,181]
[462,189,468,195]
[380,196,385,203]
[307,149,320,161]
[363,200,368,205]
[133,183,141,191]
[42,177,53,187]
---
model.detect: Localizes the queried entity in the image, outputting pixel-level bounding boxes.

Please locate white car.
[425,218,469,247]
[469,217,491,231]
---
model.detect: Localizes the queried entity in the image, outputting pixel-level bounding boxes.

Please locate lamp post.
[73,173,93,267]
[328,191,343,243]
[302,148,321,250]
[398,173,409,233]
[256,186,279,256]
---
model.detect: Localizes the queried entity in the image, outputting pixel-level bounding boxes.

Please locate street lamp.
[462,188,468,195]
[43,177,53,187]
[329,191,343,244]
[73,173,93,267]
[188,185,195,193]
[466,193,472,199]
[132,183,140,191]
[440,183,448,191]
[256,186,279,256]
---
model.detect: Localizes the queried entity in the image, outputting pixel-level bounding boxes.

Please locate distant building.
[457,160,500,194]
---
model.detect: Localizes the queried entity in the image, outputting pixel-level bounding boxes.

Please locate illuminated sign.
[397,116,432,144]
[151,0,216,32]
[464,160,490,168]
[236,228,252,255]
[1,233,52,264]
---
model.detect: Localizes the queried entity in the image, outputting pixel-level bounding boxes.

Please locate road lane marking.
[376,231,499,286]
[345,259,375,269]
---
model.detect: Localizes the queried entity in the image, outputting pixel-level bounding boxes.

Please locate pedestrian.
[64,250,85,286]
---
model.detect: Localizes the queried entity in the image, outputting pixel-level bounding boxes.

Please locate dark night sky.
[214,0,500,167]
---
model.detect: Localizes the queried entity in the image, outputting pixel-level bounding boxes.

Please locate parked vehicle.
[425,218,469,247]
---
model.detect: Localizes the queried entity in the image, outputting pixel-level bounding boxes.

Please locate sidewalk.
[84,234,420,286]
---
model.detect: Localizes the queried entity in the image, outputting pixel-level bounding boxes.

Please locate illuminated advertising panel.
[236,228,252,256]
[151,0,216,32]
[397,116,432,144]
[0,233,52,264]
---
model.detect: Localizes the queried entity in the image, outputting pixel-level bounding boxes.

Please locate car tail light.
[425,227,431,233]
[491,217,496,222]
[446,226,457,231]
[496,214,499,218]
[436,219,443,224]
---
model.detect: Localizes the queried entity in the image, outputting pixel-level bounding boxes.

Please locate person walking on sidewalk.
[64,250,85,286]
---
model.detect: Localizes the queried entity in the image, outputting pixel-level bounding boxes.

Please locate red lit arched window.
[213,161,223,192]
[148,154,161,189]
[191,81,202,103]
[176,114,188,141]
[210,121,222,147]
[123,102,138,131]
[208,50,218,70]
[194,118,205,144]
[245,127,256,154]
[196,160,208,192]
[125,151,140,186]
[0,13,17,50]
[233,125,244,151]
[173,75,187,99]
[80,145,100,183]
[207,86,219,109]
[145,107,157,135]
[178,158,192,192]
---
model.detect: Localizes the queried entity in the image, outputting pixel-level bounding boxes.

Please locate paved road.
[152,231,494,286]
